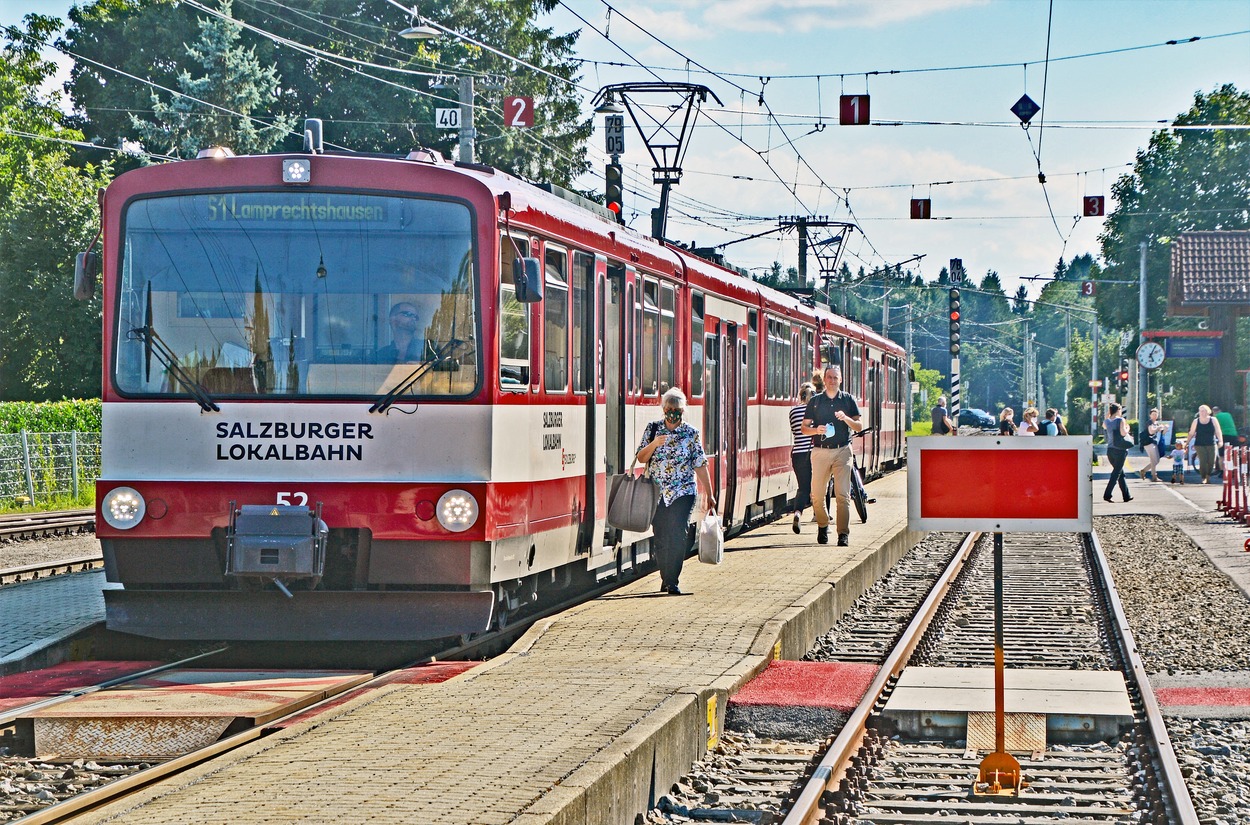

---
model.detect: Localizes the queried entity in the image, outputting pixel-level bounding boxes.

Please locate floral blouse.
[636,421,708,505]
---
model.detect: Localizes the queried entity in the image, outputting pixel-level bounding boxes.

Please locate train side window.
[544,246,569,392]
[803,328,815,384]
[642,279,659,396]
[690,292,704,397]
[659,282,675,394]
[572,251,593,393]
[499,235,530,389]
[747,310,758,398]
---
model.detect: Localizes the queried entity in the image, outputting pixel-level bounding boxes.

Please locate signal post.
[948,259,964,422]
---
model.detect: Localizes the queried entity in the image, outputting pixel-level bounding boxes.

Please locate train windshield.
[113,192,479,399]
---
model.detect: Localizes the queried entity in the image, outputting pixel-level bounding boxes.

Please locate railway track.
[0,559,651,824]
[644,531,1198,824]
[0,512,94,543]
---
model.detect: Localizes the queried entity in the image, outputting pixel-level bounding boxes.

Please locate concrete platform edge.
[517,522,919,825]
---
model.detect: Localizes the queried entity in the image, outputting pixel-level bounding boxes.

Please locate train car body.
[90,144,907,641]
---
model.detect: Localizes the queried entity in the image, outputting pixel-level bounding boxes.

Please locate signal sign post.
[908,435,1092,795]
[947,271,963,422]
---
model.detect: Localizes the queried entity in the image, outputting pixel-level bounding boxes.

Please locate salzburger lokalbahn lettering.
[216,443,363,461]
[214,421,374,440]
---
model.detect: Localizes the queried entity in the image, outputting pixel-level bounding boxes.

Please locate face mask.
[664,410,683,423]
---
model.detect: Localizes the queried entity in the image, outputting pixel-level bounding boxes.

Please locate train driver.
[377,301,430,363]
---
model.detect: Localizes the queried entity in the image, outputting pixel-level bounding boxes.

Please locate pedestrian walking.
[1137,408,1163,482]
[634,388,717,595]
[802,365,863,547]
[931,396,955,436]
[1187,404,1224,484]
[1169,439,1188,484]
[1103,402,1134,503]
[789,383,816,534]
[998,407,1017,436]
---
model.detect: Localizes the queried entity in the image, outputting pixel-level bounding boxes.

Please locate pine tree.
[131,0,294,159]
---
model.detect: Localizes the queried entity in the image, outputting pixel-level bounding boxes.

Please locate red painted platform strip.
[730,661,879,711]
[268,662,478,729]
[0,661,160,702]
[1156,687,1250,707]
[384,661,478,685]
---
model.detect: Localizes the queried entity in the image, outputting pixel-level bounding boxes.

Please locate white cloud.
[700,0,989,35]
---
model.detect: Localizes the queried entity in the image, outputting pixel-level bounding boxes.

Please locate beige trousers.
[809,446,852,535]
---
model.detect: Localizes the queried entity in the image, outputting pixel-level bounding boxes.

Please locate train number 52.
[276,491,309,506]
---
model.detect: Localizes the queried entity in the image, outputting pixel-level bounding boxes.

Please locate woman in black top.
[1103,403,1133,503]
[998,408,1016,436]
[1187,404,1224,484]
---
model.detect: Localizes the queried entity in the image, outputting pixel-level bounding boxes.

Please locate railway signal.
[1117,360,1130,394]
[948,288,961,356]
[604,162,623,220]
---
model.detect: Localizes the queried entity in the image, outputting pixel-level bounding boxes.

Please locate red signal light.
[950,311,960,321]
[607,202,621,214]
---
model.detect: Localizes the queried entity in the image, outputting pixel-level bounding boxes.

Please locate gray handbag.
[606,427,661,532]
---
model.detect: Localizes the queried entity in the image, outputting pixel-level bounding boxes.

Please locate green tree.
[64,0,590,185]
[1098,85,1250,331]
[0,16,109,400]
[131,0,295,159]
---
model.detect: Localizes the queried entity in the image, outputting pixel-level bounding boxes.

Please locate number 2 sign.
[504,96,534,128]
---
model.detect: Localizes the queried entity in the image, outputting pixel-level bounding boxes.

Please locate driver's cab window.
[499,234,531,389]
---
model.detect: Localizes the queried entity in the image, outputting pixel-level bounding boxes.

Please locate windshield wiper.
[128,283,220,412]
[369,338,466,414]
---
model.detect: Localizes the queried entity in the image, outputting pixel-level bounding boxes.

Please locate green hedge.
[0,400,102,434]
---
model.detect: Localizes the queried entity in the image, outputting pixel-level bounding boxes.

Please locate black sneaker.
[837,533,849,546]
[817,526,829,545]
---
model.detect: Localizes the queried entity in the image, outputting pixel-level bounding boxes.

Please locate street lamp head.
[594,92,624,115]
[399,12,439,40]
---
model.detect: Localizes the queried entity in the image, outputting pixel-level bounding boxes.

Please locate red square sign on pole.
[839,94,870,125]
[503,96,534,128]
[907,436,1092,532]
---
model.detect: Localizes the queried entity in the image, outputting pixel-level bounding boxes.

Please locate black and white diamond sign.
[1011,94,1040,124]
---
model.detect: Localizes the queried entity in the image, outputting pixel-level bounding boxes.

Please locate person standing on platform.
[1170,439,1188,484]
[998,408,1017,435]
[1212,407,1239,444]
[634,388,717,595]
[1103,402,1134,503]
[802,364,863,547]
[1017,407,1040,436]
[1043,408,1064,436]
[931,396,955,436]
[1138,408,1163,482]
[789,383,817,534]
[1187,404,1224,484]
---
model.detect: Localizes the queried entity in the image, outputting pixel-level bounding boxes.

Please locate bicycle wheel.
[851,467,868,523]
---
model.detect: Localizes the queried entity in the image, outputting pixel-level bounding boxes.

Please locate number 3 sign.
[504,96,534,128]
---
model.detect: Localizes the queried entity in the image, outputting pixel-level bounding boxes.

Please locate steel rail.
[14,557,653,824]
[780,531,981,825]
[0,555,103,586]
[1088,529,1200,824]
[0,509,95,541]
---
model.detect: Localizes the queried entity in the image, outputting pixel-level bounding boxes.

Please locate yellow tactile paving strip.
[80,471,915,825]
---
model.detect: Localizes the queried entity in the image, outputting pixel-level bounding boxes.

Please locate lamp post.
[400,12,484,164]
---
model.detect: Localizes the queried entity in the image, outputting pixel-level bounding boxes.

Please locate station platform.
[74,469,918,825]
[0,570,106,675]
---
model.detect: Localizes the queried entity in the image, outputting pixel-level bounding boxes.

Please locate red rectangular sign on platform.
[906,436,1092,532]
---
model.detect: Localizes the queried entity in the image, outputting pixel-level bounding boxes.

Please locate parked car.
[958,408,996,429]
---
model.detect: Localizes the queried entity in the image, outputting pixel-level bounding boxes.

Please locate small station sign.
[906,436,1092,533]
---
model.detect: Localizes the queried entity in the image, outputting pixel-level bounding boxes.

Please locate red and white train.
[80,125,908,641]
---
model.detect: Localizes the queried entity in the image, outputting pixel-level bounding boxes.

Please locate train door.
[868,360,882,477]
[722,323,742,526]
[602,262,627,546]
[703,329,722,498]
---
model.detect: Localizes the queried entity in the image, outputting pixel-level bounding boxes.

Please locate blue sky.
[6,0,1250,298]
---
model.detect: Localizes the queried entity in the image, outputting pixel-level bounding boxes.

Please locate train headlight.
[436,489,478,532]
[102,487,146,530]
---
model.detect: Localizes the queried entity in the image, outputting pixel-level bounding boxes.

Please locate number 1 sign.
[504,96,534,128]
[839,94,870,125]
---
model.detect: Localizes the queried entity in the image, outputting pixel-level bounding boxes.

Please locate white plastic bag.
[697,512,723,564]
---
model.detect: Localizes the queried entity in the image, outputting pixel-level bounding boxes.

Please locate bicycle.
[824,427,875,524]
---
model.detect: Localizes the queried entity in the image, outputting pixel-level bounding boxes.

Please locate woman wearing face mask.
[634,388,717,595]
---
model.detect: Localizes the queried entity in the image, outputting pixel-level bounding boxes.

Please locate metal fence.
[0,431,101,504]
